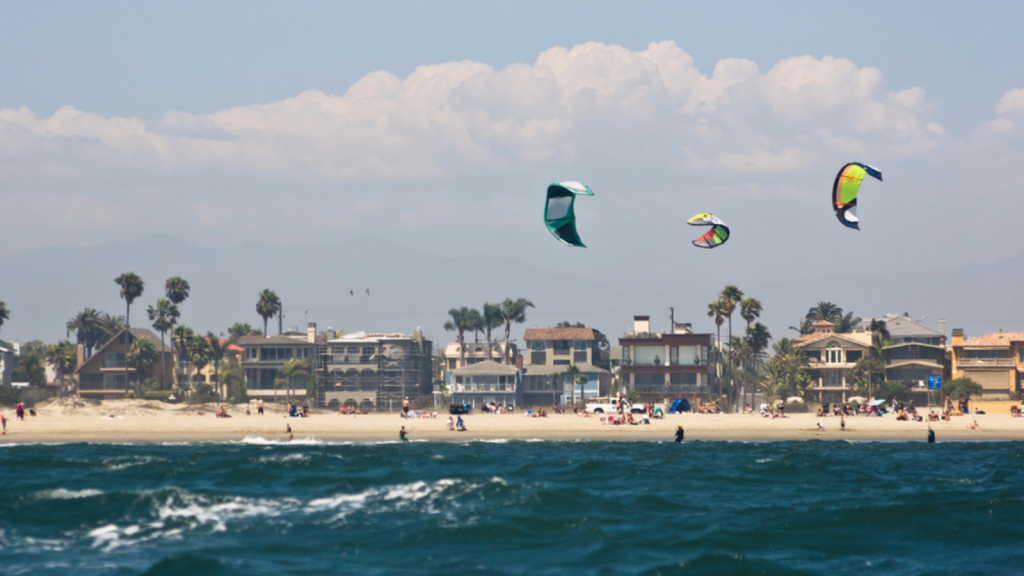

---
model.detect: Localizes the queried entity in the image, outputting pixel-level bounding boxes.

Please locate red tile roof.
[960,332,1024,347]
[523,327,598,341]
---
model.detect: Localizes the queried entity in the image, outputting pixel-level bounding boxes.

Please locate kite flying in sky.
[833,162,882,230]
[544,181,593,247]
[687,213,730,249]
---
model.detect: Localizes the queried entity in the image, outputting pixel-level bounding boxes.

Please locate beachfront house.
[449,360,521,409]
[186,337,245,399]
[950,328,1024,399]
[239,324,317,401]
[0,340,17,386]
[794,320,872,403]
[321,329,433,412]
[74,328,173,398]
[856,314,946,384]
[618,316,713,403]
[519,326,610,406]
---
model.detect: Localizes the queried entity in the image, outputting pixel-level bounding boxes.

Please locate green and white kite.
[544,181,593,247]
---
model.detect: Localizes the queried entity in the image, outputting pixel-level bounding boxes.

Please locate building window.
[573,340,587,351]
[825,370,841,386]
[825,342,842,364]
[669,346,679,365]
[846,350,862,362]
[103,352,126,368]
[103,373,126,389]
[669,373,697,386]
[530,341,545,351]
[634,373,666,390]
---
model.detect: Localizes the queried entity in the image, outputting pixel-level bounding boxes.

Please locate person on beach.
[927,426,935,443]
[1,413,6,435]
[402,397,410,417]
[400,426,409,442]
[968,420,979,430]
[816,423,825,431]
[286,423,292,434]
[446,416,454,430]
[675,425,685,443]
[840,416,845,431]
[257,398,264,415]
[15,402,25,421]
[456,416,467,431]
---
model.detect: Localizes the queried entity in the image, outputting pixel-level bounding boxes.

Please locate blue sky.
[3,0,1021,134]
[2,0,1024,341]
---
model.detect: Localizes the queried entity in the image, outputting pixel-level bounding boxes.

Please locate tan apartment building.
[521,326,610,406]
[794,320,872,403]
[950,329,1023,399]
[443,341,517,372]
[239,324,318,400]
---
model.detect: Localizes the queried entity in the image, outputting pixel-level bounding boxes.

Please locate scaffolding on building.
[318,330,433,412]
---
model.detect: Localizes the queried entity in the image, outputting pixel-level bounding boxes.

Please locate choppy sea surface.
[2,439,1023,575]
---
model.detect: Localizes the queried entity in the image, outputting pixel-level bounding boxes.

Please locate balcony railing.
[573,351,588,363]
[530,352,546,364]
[958,357,1015,367]
[552,348,570,356]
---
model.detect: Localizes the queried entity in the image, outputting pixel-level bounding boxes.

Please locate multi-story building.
[184,337,245,398]
[321,329,433,412]
[950,329,1024,399]
[521,326,610,406]
[449,360,521,409]
[856,314,945,384]
[239,324,317,400]
[618,316,713,403]
[794,320,872,403]
[74,328,173,397]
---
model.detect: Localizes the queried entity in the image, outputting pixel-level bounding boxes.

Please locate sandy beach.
[0,398,1020,443]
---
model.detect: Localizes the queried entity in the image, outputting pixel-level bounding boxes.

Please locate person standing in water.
[400,426,409,442]
[674,425,685,443]
[927,425,936,443]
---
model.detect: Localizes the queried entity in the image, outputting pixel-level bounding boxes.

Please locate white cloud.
[0,41,944,184]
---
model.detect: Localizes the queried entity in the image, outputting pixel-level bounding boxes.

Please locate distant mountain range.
[0,235,1020,347]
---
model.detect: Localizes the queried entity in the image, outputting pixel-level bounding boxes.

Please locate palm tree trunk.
[503,323,511,364]
[160,331,166,390]
[125,303,131,391]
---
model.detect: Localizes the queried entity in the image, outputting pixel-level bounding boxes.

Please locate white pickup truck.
[585,400,643,414]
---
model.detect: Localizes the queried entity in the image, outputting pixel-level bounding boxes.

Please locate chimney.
[76,344,85,377]
[951,328,964,346]
[514,354,523,370]
[633,315,650,334]
[307,322,316,344]
[938,319,946,337]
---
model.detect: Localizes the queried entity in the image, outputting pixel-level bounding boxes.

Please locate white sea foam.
[34,488,104,500]
[236,436,325,445]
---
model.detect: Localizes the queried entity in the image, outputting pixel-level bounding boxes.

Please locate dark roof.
[859,316,944,338]
[521,363,609,375]
[74,327,171,374]
[523,327,598,341]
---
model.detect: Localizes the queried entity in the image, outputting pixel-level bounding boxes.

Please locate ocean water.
[1,440,1023,576]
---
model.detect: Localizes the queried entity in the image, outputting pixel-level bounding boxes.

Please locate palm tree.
[164,277,190,383]
[148,298,178,389]
[746,322,773,355]
[277,359,309,405]
[719,285,744,344]
[173,325,195,392]
[466,308,484,344]
[789,317,814,335]
[869,319,891,344]
[256,289,281,338]
[165,276,190,309]
[67,308,101,356]
[564,364,581,407]
[707,300,726,345]
[499,298,535,363]
[443,307,475,366]
[576,373,590,408]
[806,302,843,323]
[549,372,561,407]
[227,323,260,341]
[482,302,504,361]
[189,335,212,392]
[126,337,159,385]
[219,357,245,402]
[96,313,126,349]
[833,311,861,334]
[739,297,763,330]
[45,341,78,393]
[0,299,9,334]
[206,333,230,398]
[115,272,145,389]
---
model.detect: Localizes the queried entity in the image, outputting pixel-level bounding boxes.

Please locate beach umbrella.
[786,397,804,403]
[848,396,868,404]
[869,399,887,407]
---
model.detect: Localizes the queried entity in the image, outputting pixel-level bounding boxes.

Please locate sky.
[2,0,1024,341]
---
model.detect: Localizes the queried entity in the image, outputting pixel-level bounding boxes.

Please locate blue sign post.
[927,376,942,409]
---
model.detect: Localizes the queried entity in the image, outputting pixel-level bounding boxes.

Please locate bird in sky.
[365,288,371,296]
[350,290,354,296]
